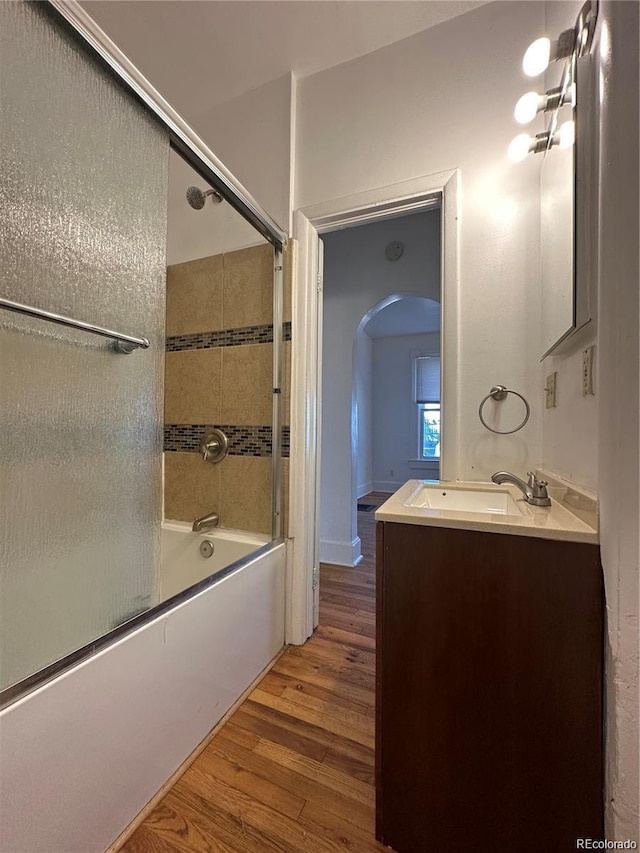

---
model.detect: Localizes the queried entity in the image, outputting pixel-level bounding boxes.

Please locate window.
[414,354,440,459]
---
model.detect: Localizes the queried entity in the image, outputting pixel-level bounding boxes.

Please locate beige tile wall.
[166,254,223,336]
[223,244,273,329]
[221,344,272,425]
[164,348,222,424]
[163,240,294,538]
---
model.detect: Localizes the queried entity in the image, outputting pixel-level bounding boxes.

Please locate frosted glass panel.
[0,2,168,690]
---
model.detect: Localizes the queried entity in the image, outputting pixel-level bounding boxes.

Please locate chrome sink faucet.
[491,471,551,507]
[192,511,220,533]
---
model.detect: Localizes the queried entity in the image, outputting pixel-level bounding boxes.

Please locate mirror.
[538,1,597,359]
[541,53,576,357]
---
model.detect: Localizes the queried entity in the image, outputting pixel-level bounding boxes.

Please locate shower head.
[186,185,223,210]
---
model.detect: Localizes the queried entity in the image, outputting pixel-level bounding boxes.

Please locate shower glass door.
[0,1,168,693]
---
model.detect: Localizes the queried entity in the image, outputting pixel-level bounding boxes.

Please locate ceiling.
[364,296,441,338]
[82,1,489,114]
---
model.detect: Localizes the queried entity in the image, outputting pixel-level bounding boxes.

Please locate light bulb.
[508,133,533,162]
[558,120,575,149]
[514,91,542,124]
[523,37,551,77]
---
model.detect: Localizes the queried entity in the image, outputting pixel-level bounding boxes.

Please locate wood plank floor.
[121,492,391,853]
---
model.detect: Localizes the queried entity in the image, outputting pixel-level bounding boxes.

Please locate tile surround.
[220,455,272,535]
[223,244,274,330]
[163,241,294,534]
[221,343,273,426]
[164,451,221,522]
[166,321,292,353]
[166,254,223,336]
[164,349,222,424]
[164,424,289,458]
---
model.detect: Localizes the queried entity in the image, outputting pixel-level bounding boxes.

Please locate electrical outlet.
[545,371,557,408]
[582,345,595,396]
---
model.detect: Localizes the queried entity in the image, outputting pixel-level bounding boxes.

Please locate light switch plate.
[545,371,557,408]
[582,346,595,396]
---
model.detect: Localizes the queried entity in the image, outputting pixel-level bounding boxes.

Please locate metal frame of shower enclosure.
[46,1,287,249]
[0,0,287,710]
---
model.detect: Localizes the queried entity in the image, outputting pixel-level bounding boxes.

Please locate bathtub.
[159,521,270,603]
[3,529,285,853]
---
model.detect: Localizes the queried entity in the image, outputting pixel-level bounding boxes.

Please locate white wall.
[320,210,440,566]
[354,330,373,498]
[594,1,639,840]
[189,73,293,234]
[535,1,639,837]
[167,150,265,265]
[297,1,545,486]
[372,333,440,492]
[540,0,599,493]
[167,74,294,266]
[541,342,599,490]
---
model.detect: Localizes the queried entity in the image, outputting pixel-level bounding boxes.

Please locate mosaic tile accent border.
[167,321,292,352]
[164,424,290,458]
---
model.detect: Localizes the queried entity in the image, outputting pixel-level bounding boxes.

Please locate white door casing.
[287,170,459,644]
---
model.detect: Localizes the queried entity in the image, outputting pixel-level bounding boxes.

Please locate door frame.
[286,170,460,645]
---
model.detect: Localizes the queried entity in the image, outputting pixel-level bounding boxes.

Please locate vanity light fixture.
[557,119,575,149]
[508,121,575,162]
[514,87,564,125]
[522,32,575,77]
[522,0,597,77]
[508,131,550,163]
[509,0,596,163]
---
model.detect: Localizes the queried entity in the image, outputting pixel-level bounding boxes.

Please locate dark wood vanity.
[376,521,604,853]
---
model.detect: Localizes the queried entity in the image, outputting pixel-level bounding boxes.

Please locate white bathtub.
[159,521,270,603]
[2,536,285,853]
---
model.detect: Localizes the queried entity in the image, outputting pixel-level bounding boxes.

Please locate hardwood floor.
[121,492,391,853]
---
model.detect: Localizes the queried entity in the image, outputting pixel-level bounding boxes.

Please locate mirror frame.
[540,0,599,359]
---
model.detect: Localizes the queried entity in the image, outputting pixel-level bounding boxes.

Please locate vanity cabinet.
[376,521,604,853]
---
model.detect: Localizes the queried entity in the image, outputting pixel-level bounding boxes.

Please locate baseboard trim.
[319,536,362,567]
[106,645,286,852]
[357,481,374,499]
[373,480,404,493]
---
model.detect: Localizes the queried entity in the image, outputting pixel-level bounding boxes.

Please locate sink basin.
[405,484,524,517]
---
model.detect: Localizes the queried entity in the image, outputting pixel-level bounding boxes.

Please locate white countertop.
[375,480,599,544]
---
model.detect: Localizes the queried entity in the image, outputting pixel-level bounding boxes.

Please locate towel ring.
[478,385,531,435]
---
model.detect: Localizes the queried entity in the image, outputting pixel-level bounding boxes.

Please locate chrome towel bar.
[0,297,150,353]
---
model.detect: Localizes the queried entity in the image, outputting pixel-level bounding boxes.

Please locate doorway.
[319,211,442,574]
[287,171,459,644]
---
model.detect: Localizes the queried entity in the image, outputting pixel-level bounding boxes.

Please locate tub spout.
[192,512,220,532]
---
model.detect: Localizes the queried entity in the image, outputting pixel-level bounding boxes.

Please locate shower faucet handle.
[199,429,229,464]
[201,437,220,460]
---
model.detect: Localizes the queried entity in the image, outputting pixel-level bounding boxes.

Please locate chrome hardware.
[199,539,214,558]
[0,297,149,352]
[478,385,531,434]
[491,470,552,507]
[192,512,220,533]
[200,429,228,464]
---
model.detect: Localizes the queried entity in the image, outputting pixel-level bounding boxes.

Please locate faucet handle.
[527,471,548,495]
[199,429,229,464]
